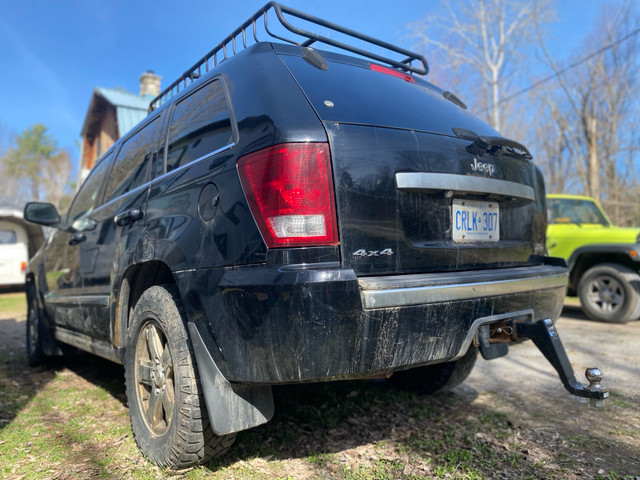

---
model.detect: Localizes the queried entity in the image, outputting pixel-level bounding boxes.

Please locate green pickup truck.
[547,194,640,323]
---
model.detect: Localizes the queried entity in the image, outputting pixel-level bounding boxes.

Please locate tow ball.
[516,318,609,407]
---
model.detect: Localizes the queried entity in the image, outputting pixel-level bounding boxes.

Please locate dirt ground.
[0,296,638,479]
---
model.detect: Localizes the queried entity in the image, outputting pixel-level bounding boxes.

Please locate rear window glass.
[166,79,234,172]
[278,54,497,137]
[0,229,16,244]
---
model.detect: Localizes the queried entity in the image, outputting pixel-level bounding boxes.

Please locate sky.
[0,0,600,173]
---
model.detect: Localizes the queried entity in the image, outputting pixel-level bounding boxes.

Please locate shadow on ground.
[0,315,126,430]
[561,303,597,321]
[2,306,639,478]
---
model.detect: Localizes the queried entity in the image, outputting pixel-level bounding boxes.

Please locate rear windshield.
[278,52,498,137]
[0,229,17,244]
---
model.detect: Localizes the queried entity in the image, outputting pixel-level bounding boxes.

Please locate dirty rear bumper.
[180,258,567,384]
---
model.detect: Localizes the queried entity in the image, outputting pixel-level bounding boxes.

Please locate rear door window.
[103,117,159,203]
[67,152,114,224]
[166,79,234,172]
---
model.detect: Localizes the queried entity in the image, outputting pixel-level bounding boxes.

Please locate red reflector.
[370,63,416,83]
[237,143,338,248]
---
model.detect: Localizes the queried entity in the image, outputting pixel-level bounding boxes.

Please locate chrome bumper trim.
[359,265,567,309]
[395,172,535,201]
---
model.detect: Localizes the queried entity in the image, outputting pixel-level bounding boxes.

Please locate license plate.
[452,199,499,241]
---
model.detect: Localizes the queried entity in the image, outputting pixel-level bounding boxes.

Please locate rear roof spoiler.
[149,2,429,112]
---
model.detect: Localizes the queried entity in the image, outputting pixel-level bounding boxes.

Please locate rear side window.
[0,229,16,244]
[166,79,234,172]
[548,198,609,226]
[103,117,159,202]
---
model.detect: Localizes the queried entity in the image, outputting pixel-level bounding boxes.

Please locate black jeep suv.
[24,2,607,469]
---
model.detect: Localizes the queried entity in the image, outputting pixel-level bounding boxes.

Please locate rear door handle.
[114,209,144,227]
[68,233,86,245]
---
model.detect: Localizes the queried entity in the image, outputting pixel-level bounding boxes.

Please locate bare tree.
[529,86,577,194]
[534,0,640,208]
[409,0,553,134]
[0,122,16,199]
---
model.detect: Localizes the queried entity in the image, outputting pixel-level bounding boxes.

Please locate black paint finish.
[24,35,574,435]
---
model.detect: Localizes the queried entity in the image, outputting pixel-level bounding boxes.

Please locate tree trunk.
[587,115,599,202]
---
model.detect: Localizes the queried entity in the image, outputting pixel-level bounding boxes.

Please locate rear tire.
[124,285,235,469]
[388,346,478,394]
[26,288,44,367]
[578,264,640,323]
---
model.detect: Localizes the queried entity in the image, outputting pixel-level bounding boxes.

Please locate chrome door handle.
[68,233,86,246]
[114,209,144,227]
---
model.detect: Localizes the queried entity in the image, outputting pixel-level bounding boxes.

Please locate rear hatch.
[276,45,545,275]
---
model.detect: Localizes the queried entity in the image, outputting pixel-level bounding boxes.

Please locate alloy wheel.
[134,321,175,436]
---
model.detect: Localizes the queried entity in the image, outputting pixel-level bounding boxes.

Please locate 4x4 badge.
[353,248,394,258]
[470,158,496,176]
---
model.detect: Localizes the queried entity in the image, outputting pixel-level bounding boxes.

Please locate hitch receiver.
[516,318,609,407]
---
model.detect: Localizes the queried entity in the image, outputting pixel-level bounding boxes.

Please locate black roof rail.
[149,2,429,112]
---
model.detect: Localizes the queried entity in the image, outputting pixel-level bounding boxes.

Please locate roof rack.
[149,2,429,112]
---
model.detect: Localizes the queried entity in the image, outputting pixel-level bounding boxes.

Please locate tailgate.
[277,46,545,276]
[327,124,544,275]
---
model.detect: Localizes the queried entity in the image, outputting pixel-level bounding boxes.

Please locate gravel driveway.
[468,303,640,401]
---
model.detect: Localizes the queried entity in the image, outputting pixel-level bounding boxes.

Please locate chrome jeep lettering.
[470,158,496,176]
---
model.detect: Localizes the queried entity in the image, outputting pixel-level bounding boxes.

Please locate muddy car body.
[24,3,606,469]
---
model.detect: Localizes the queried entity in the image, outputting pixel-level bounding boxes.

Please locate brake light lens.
[21,261,27,273]
[237,143,338,248]
[370,63,416,83]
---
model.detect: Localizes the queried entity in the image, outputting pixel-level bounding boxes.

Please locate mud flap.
[516,318,609,406]
[188,323,274,435]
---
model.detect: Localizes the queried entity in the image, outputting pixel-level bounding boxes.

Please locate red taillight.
[21,262,27,273]
[370,63,416,83]
[237,143,338,248]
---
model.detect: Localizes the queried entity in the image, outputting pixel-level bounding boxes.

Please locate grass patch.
[307,451,336,467]
[341,458,407,480]
[609,427,639,438]
[566,434,602,448]
[0,292,26,317]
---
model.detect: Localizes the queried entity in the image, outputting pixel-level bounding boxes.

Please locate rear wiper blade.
[453,127,532,160]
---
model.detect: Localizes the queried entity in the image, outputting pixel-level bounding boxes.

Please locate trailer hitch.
[516,318,609,407]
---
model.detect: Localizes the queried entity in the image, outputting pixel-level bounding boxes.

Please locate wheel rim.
[134,321,175,436]
[585,274,625,314]
[27,303,38,354]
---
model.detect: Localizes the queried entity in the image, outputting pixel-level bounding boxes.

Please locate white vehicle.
[0,219,29,287]
[0,197,44,289]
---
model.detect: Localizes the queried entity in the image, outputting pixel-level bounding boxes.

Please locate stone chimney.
[139,70,161,97]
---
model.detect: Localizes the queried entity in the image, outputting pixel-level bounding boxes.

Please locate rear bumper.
[359,264,567,309]
[178,258,567,384]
